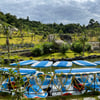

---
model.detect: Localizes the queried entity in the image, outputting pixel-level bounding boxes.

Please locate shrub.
[51,42,60,52]
[31,46,43,57]
[85,43,91,51]
[72,41,83,53]
[42,42,54,54]
[60,44,69,54]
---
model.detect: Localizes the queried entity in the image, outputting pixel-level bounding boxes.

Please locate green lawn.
[0,93,11,100]
[0,35,43,46]
[17,50,100,61]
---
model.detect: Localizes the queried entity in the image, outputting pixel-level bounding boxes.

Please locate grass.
[1,49,100,65]
[16,50,100,61]
[88,37,98,42]
[45,93,100,100]
[0,92,11,100]
[0,35,43,45]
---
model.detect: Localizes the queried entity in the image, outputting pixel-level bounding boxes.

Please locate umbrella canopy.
[94,61,100,65]
[0,67,36,75]
[10,60,38,66]
[15,68,36,74]
[55,68,100,74]
[53,61,72,67]
[72,60,97,66]
[31,61,53,68]
[0,68,10,72]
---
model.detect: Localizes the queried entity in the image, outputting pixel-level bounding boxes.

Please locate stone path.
[83,97,95,100]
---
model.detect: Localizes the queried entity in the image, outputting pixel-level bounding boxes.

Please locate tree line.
[0,11,100,35]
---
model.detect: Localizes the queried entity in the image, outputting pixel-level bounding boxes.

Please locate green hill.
[0,10,100,36]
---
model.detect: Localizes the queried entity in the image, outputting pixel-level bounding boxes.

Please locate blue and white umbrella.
[53,61,72,67]
[55,68,100,74]
[31,61,53,68]
[0,67,36,75]
[94,61,100,65]
[10,60,38,66]
[72,60,97,66]
[14,68,36,75]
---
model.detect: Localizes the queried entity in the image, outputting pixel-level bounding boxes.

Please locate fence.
[0,72,100,97]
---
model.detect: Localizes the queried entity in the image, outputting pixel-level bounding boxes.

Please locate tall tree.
[3,25,11,59]
[19,24,24,45]
[0,24,3,36]
[58,29,63,35]
[80,33,88,56]
[89,19,95,26]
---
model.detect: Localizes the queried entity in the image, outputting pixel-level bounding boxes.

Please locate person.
[44,87,52,96]
[25,80,29,87]
[8,80,12,91]
[25,80,31,95]
[27,84,32,95]
[73,78,84,91]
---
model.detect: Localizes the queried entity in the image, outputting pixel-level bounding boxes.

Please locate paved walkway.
[71,96,100,100]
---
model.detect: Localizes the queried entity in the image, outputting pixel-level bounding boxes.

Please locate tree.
[98,36,100,48]
[87,19,100,28]
[11,56,25,100]
[3,25,14,60]
[32,28,37,40]
[42,42,54,54]
[73,33,77,41]
[31,33,34,43]
[89,19,95,26]
[5,13,17,26]
[60,44,69,54]
[85,43,91,51]
[72,41,83,54]
[0,11,7,22]
[90,30,95,41]
[32,46,43,57]
[19,24,24,45]
[80,34,88,56]
[63,23,82,33]
[58,29,63,35]
[26,16,29,21]
[3,26,10,59]
[0,24,3,35]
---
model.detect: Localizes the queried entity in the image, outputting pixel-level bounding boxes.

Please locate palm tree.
[3,25,13,60]
[80,33,88,56]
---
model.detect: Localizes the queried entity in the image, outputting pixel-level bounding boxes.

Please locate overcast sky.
[0,0,100,25]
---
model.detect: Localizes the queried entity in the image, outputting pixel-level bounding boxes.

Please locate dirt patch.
[20,52,33,57]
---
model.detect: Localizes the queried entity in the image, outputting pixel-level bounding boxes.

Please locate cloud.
[73,0,95,3]
[0,0,100,25]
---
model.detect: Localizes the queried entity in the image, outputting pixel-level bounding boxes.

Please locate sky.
[0,0,100,25]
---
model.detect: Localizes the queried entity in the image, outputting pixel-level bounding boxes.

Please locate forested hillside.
[0,11,100,36]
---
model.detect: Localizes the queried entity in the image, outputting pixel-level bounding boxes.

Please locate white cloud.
[73,0,95,3]
[0,0,100,25]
